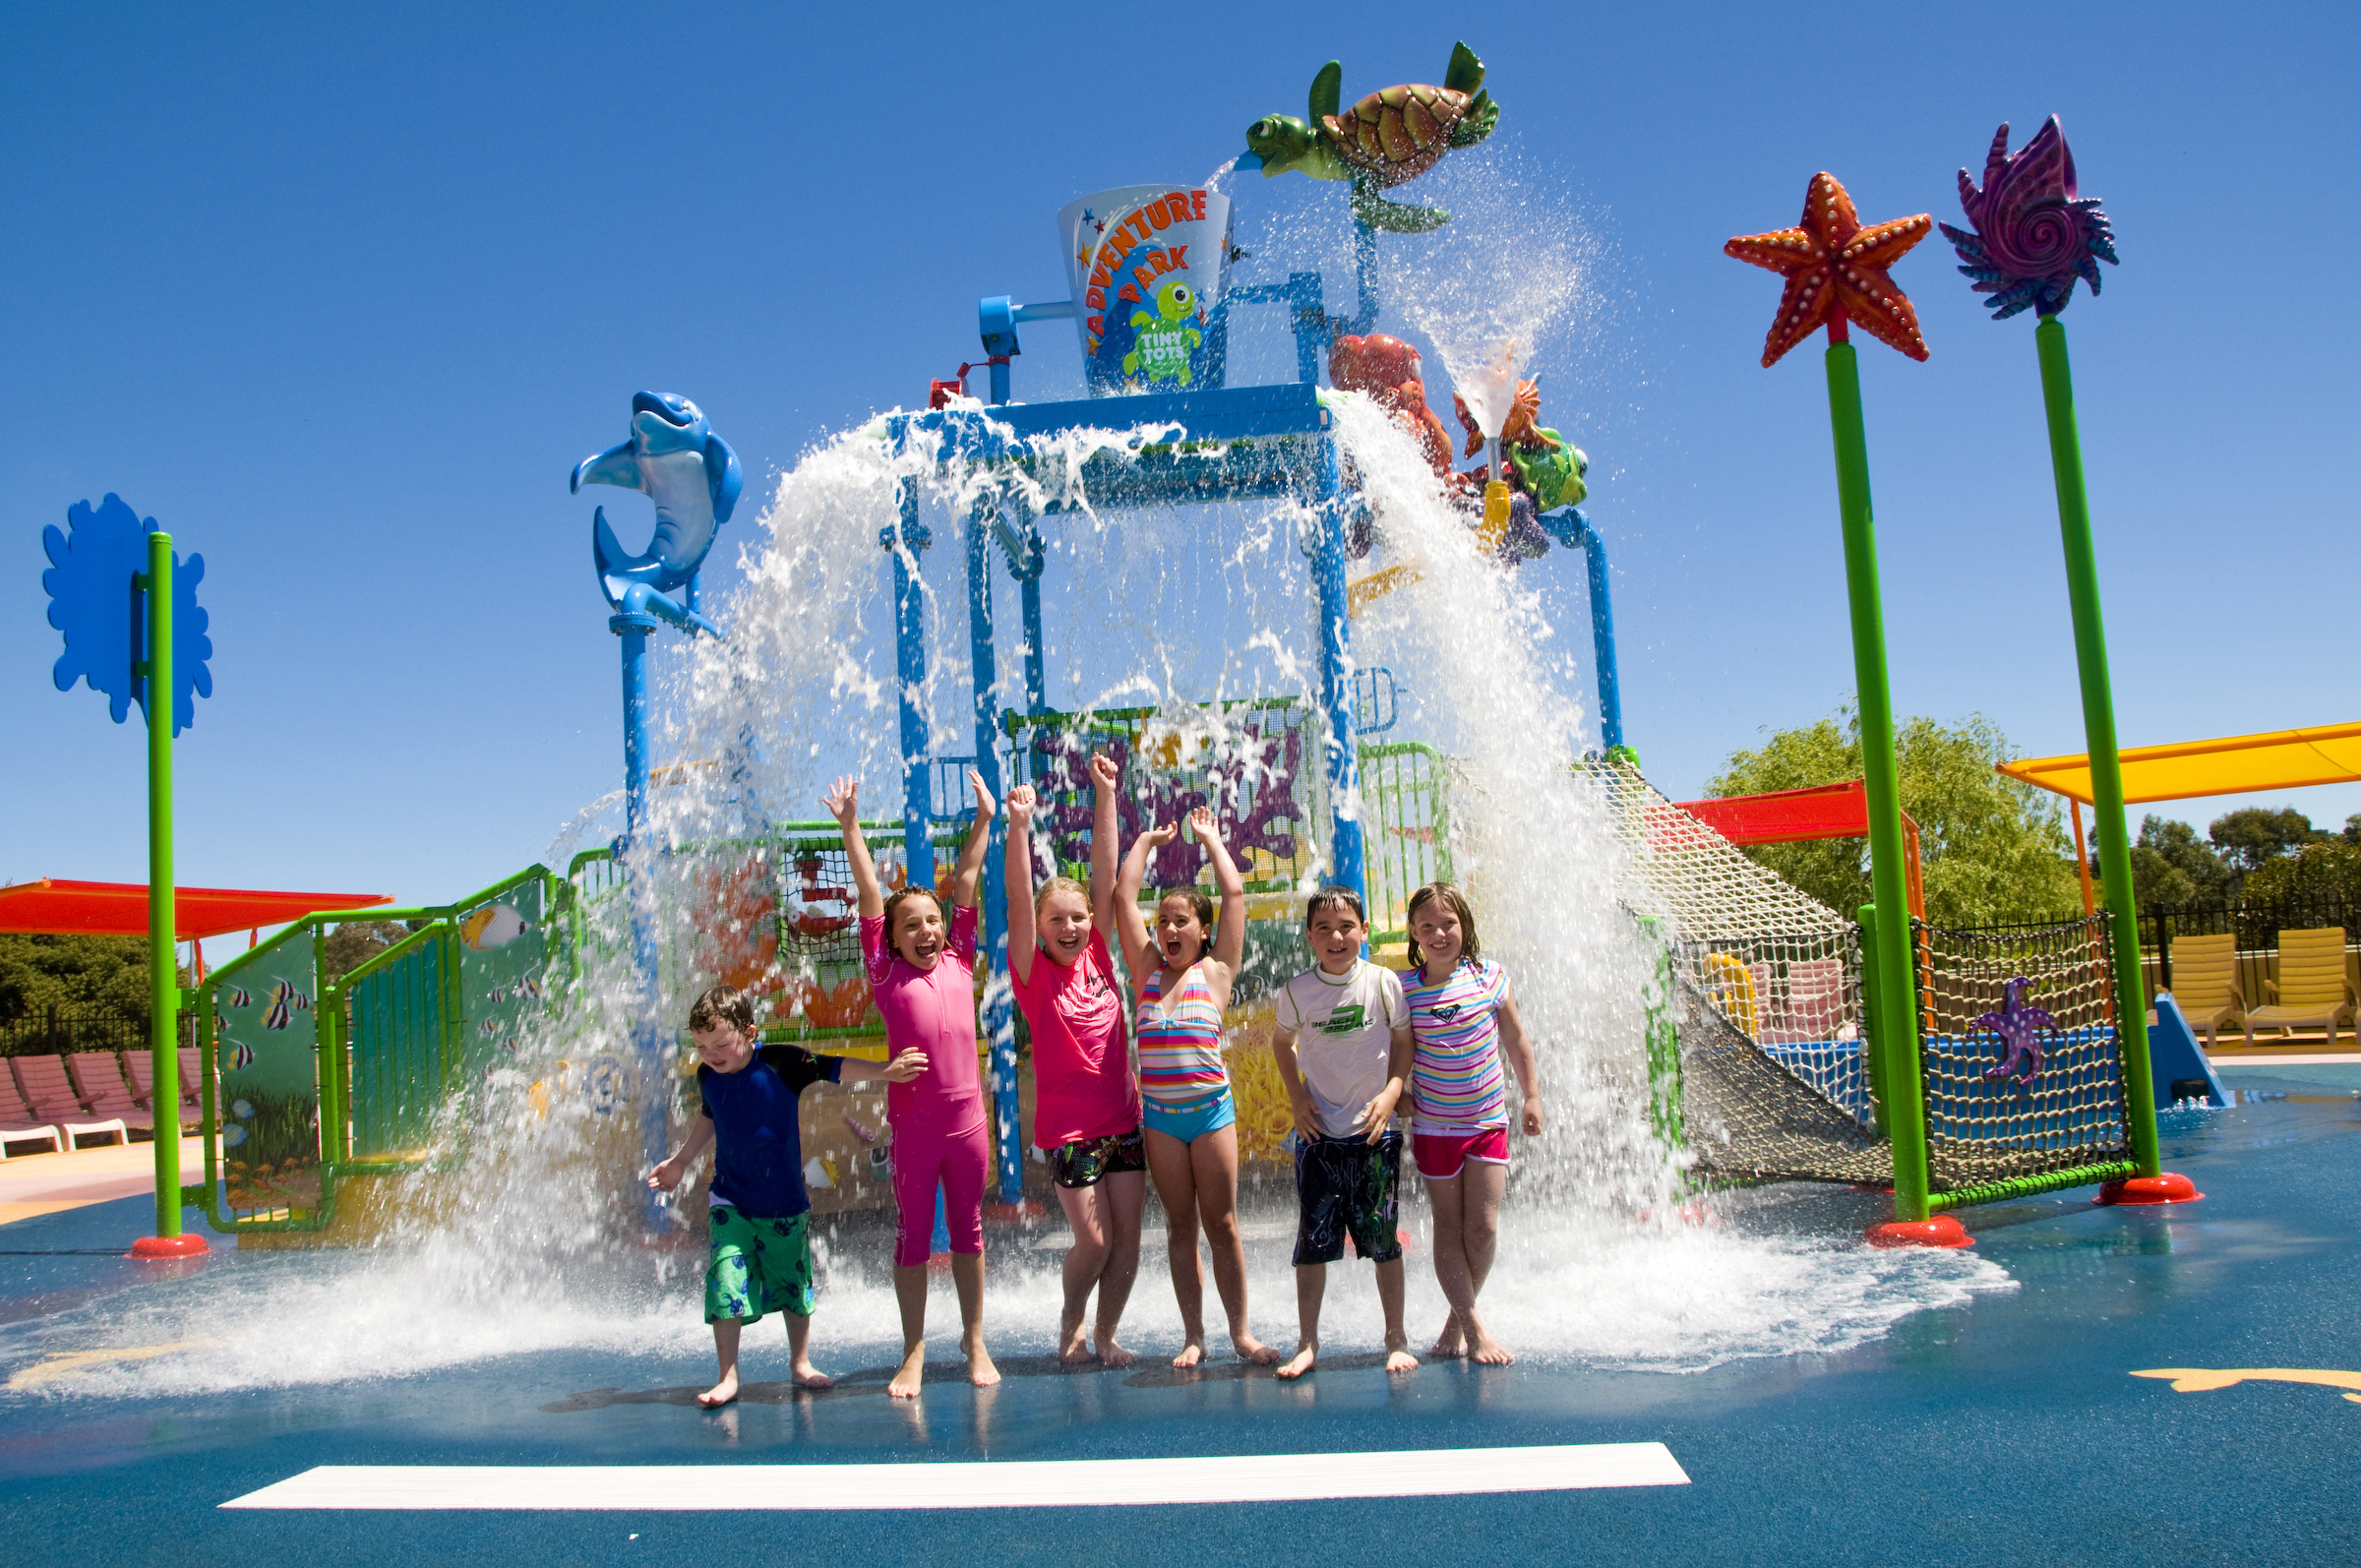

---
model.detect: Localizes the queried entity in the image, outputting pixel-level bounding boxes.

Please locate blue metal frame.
[1542,506,1626,755]
[964,497,1022,1204]
[883,492,936,886]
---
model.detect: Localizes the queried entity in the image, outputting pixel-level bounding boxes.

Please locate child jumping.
[1402,881,1541,1364]
[1270,884,1416,1379]
[1002,763,1146,1367]
[825,770,1000,1399]
[1113,774,1279,1369]
[648,983,921,1407]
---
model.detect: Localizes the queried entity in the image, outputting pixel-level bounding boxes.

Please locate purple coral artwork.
[1940,116,2119,321]
[1975,976,2056,1088]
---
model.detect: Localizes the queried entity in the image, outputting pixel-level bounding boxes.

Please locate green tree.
[1705,707,2083,927]
[2126,815,2241,909]
[322,920,416,984]
[2208,808,2329,876]
[2243,840,2361,906]
[0,935,190,1028]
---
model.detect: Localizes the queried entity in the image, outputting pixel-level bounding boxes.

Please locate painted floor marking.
[222,1443,1690,1510]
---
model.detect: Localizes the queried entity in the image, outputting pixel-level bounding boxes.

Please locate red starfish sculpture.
[1725,172,1933,368]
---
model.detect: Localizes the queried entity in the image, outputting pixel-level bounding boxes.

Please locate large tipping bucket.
[1058,184,1233,395]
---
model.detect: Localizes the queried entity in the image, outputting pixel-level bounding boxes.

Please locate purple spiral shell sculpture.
[1939,116,2118,320]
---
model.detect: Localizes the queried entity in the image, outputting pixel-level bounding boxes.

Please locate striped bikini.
[1135,961,1236,1143]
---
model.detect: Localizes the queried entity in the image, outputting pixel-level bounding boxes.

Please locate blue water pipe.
[1309,435,1365,901]
[1543,507,1626,755]
[964,495,1023,1206]
[883,492,935,885]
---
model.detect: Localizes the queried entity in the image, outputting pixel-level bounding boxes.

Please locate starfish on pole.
[1725,172,1933,367]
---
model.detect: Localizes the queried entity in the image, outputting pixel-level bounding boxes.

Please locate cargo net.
[1581,763,1887,1182]
[1914,912,2130,1188]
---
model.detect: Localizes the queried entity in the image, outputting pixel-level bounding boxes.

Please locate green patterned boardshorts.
[704,1206,817,1324]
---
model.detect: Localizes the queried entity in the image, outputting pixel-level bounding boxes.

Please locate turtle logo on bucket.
[1123,280,1203,386]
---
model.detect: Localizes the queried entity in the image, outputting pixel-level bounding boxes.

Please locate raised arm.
[823,775,883,919]
[1003,783,1039,987]
[1113,819,1178,979]
[1496,976,1544,1136]
[1190,806,1247,979]
[950,769,997,909]
[1088,753,1121,932]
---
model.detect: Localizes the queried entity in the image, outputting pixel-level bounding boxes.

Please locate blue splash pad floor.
[5,1067,2357,1567]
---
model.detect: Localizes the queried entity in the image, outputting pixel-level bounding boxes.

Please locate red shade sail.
[0,878,392,939]
[1677,780,1871,845]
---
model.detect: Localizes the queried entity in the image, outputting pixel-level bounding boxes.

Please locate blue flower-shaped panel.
[41,493,212,736]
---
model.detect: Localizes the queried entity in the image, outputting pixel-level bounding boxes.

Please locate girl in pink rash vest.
[1002,753,1147,1368]
[824,770,999,1400]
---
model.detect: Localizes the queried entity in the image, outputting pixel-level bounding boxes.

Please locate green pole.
[146,530,182,1241]
[1823,340,1930,1223]
[2034,316,2159,1177]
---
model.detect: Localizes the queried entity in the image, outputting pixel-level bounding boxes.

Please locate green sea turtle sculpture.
[1244,41,1500,233]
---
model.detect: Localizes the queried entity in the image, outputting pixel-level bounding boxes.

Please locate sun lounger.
[2243,928,2357,1047]
[125,1049,205,1131]
[11,1054,129,1149]
[68,1052,158,1136]
[0,1068,63,1158]
[2161,933,2245,1048]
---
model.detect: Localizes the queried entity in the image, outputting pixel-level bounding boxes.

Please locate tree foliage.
[0,935,189,1027]
[322,920,416,984]
[2110,809,2360,909]
[1705,708,2083,927]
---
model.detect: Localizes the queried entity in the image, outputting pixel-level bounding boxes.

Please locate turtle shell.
[1322,84,1470,188]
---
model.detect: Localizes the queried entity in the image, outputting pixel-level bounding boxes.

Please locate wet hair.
[688,984,756,1035]
[1406,881,1481,968]
[1158,887,1216,963]
[1034,874,1090,920]
[1303,883,1366,928]
[882,886,944,948]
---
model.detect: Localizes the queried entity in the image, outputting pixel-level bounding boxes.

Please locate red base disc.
[129,1234,210,1259]
[1865,1215,1974,1249]
[2095,1173,2204,1206]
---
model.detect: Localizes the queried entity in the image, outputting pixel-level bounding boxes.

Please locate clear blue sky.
[6,0,2356,913]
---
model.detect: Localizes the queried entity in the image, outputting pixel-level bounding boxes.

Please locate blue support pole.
[1310,438,1364,900]
[883,487,936,893]
[1350,217,1380,336]
[1019,574,1046,715]
[612,607,668,1224]
[966,498,1023,1206]
[1570,511,1625,754]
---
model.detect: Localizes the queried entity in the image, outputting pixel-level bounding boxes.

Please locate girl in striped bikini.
[1114,802,1280,1369]
[1402,882,1542,1365]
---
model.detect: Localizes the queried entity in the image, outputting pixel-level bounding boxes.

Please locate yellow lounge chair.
[2160,933,2246,1049]
[2243,928,2357,1047]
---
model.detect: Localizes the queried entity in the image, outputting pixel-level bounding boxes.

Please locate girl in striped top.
[1402,882,1541,1366]
[1115,803,1279,1369]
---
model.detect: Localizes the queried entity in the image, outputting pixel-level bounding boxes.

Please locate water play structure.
[46,61,2185,1268]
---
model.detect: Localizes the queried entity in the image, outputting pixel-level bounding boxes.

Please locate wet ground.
[4,1064,2356,1567]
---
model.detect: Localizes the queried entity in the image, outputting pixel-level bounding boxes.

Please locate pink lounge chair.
[124,1050,204,1132]
[69,1052,158,1136]
[12,1055,128,1149]
[1756,958,1849,1044]
[0,1069,63,1158]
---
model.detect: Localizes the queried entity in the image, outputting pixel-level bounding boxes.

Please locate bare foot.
[791,1360,836,1389]
[888,1343,926,1399]
[1275,1342,1318,1380]
[1233,1332,1282,1365]
[1058,1317,1095,1365]
[1469,1329,1514,1366]
[1429,1321,1469,1359]
[964,1331,1001,1388]
[1096,1336,1138,1369]
[1384,1343,1421,1374]
[1171,1338,1206,1369]
[697,1368,740,1408]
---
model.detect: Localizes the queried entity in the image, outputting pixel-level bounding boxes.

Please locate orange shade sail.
[1996,722,2361,807]
[0,878,393,939]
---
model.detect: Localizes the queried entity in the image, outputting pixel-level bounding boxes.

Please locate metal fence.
[2137,897,2360,1002]
[1,1005,193,1058]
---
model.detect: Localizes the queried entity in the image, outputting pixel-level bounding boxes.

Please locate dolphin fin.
[592,505,666,609]
[572,441,644,495]
[705,433,743,525]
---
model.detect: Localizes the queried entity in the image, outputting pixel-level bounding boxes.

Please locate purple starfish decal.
[1940,116,2118,320]
[1974,976,2056,1087]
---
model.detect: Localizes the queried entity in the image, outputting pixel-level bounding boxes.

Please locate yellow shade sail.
[1997,722,2361,807]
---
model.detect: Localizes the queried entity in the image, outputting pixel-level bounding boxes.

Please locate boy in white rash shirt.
[1269,884,1417,1379]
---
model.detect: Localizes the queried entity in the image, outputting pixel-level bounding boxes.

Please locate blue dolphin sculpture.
[574,391,743,610]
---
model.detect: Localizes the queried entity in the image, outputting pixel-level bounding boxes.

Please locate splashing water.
[2,179,2015,1406]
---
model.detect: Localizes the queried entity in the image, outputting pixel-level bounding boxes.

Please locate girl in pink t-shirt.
[1002,752,1146,1368]
[825,771,1000,1401]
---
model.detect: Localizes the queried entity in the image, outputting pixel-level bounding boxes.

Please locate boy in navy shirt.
[649,984,920,1407]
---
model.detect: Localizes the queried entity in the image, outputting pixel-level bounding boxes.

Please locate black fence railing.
[2137,898,2361,997]
[0,1006,195,1058]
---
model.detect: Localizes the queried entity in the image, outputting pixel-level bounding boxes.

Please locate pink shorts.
[1413,1126,1510,1180]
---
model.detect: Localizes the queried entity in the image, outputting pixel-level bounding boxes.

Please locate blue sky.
[5,0,2356,920]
